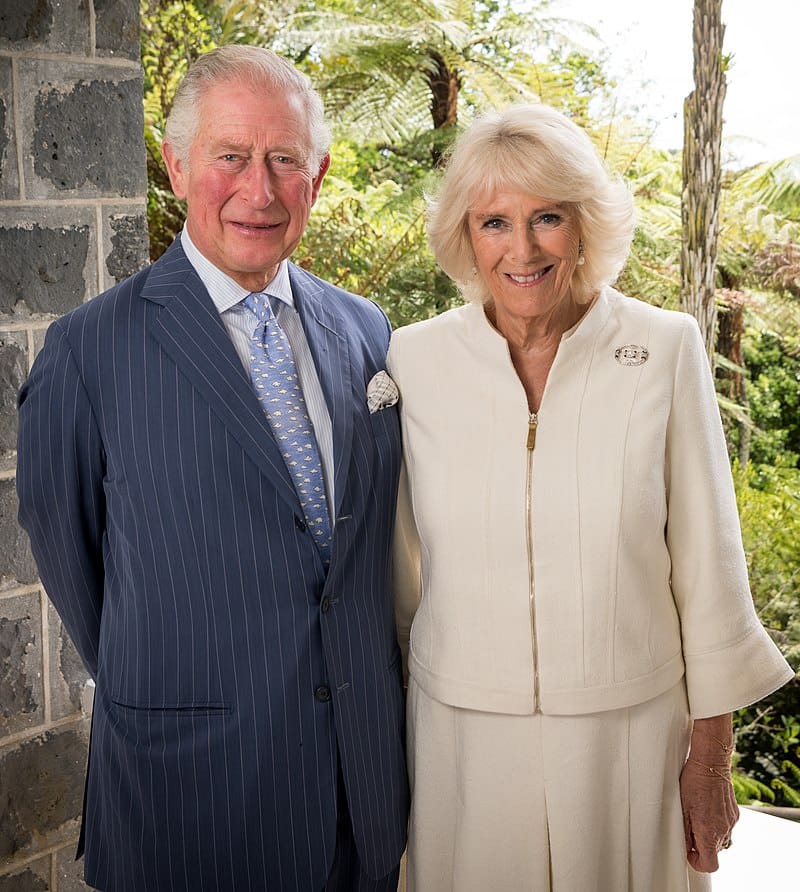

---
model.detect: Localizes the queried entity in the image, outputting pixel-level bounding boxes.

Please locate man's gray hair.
[164,45,331,168]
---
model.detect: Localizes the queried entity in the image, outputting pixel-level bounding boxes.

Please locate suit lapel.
[141,241,299,512]
[289,265,354,518]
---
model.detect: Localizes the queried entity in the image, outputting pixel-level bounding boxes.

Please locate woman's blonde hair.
[427,103,636,304]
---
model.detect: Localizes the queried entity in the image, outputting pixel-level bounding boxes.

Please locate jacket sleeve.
[391,460,421,681]
[665,315,793,718]
[16,320,106,680]
[387,336,422,681]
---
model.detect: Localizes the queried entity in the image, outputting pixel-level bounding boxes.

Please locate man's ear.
[162,140,187,200]
[310,153,331,206]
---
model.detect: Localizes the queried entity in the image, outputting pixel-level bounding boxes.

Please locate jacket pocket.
[111,697,232,716]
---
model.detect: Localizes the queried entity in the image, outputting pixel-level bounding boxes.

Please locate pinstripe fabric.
[16,238,409,892]
[182,228,336,507]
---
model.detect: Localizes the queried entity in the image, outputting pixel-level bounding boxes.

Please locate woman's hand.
[680,713,739,872]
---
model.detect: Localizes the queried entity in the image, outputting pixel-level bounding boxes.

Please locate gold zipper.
[526,412,540,712]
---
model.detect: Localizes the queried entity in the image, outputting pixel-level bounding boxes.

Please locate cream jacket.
[388,288,793,718]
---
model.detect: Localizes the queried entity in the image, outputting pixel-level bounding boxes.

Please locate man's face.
[163,78,329,292]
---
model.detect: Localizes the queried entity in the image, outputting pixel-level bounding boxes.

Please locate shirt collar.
[180,227,295,312]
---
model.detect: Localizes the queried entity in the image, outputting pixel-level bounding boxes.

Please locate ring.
[722,839,732,849]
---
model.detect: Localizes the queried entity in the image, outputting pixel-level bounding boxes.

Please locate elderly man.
[17,45,408,892]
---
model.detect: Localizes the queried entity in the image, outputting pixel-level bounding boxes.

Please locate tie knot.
[244,292,276,324]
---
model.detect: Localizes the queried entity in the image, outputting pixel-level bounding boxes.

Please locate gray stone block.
[95,0,139,61]
[18,59,145,201]
[0,855,49,892]
[0,0,89,56]
[31,326,48,358]
[106,210,149,284]
[0,57,19,201]
[34,78,146,196]
[0,334,27,453]
[56,844,93,891]
[0,478,37,585]
[0,222,90,316]
[0,0,53,45]
[0,724,88,860]
[48,600,90,723]
[0,592,44,738]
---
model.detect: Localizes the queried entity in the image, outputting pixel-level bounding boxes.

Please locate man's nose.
[241,162,274,208]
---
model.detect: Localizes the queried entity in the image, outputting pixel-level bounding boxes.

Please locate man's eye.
[273,155,299,166]
[221,154,240,163]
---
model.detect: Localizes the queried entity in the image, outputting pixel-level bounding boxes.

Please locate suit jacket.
[389,288,792,718]
[17,238,409,891]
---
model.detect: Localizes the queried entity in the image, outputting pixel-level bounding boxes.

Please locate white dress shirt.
[180,228,335,511]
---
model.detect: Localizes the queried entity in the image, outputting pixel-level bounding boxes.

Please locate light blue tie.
[244,292,331,563]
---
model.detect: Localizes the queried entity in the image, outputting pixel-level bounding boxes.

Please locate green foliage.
[734,461,800,662]
[140,0,218,258]
[731,769,775,804]
[297,150,460,327]
[279,0,607,147]
[740,331,800,466]
[718,159,800,297]
[732,459,800,805]
[733,682,800,806]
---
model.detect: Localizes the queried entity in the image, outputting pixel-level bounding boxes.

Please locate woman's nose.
[508,225,539,262]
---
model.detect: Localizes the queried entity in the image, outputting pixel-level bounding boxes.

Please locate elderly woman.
[388,103,794,891]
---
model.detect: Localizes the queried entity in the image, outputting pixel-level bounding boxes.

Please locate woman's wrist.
[688,714,735,767]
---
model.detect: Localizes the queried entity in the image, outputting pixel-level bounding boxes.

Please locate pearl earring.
[576,242,585,266]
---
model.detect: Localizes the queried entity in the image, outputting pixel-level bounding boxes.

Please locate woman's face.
[467,190,582,324]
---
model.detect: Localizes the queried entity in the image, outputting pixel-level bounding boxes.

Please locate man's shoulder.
[52,263,152,339]
[290,263,376,306]
[56,240,187,334]
[289,263,390,332]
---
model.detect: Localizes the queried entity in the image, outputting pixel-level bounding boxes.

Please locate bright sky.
[552,0,799,167]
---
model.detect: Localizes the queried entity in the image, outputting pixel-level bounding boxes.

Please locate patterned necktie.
[244,292,331,563]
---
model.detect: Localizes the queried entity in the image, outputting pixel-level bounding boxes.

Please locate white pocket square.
[367,370,399,414]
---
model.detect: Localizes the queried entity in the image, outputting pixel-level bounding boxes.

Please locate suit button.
[295,516,306,532]
[321,597,330,613]
[315,685,331,702]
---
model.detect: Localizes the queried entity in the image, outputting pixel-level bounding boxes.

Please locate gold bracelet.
[693,729,734,757]
[687,758,732,780]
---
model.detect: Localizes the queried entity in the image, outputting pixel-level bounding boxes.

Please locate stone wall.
[0,2,147,889]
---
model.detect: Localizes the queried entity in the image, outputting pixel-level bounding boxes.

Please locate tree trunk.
[681,0,727,370]
[717,289,751,464]
[428,50,460,164]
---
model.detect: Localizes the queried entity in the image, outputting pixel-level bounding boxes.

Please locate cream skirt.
[405,679,712,892]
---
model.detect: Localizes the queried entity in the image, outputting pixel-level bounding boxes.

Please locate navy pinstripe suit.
[16,239,409,891]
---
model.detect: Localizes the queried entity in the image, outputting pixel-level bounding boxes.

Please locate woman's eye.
[534,213,561,229]
[482,218,504,229]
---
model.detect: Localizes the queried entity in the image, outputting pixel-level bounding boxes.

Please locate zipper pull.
[526,413,538,450]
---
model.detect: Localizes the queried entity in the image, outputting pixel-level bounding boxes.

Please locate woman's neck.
[485,292,596,412]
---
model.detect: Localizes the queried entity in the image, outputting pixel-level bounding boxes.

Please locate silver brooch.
[614,345,649,366]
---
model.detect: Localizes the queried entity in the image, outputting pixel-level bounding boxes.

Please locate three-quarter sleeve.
[664,315,793,718]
